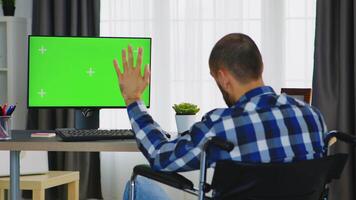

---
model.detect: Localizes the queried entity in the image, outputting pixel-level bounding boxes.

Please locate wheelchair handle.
[199,137,234,200]
[204,137,234,152]
[324,130,356,146]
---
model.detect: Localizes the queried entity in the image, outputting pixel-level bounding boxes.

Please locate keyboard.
[55,128,135,142]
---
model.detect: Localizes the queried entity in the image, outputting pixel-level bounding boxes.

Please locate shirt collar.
[232,86,276,108]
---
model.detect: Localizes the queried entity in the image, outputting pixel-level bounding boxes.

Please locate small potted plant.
[173,102,200,134]
[1,0,16,16]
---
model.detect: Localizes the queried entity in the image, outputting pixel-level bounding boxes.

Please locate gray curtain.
[28,0,102,199]
[312,0,356,200]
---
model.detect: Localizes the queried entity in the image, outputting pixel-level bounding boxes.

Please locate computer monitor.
[27,36,151,108]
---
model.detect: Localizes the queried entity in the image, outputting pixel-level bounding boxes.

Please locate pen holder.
[0,116,11,140]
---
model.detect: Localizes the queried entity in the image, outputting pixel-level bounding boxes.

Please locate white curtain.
[99,0,316,199]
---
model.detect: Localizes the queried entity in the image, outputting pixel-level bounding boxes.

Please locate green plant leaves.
[172,102,200,115]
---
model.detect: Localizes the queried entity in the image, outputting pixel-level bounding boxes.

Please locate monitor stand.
[73,108,102,197]
[75,108,99,129]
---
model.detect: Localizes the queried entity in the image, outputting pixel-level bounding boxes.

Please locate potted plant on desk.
[173,102,200,134]
[1,0,16,16]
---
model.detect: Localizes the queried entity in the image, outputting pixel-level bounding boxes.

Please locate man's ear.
[216,68,232,91]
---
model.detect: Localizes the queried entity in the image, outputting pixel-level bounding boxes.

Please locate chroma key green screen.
[28,36,151,108]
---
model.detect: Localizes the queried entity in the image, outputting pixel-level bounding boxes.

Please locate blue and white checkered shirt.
[127,86,328,172]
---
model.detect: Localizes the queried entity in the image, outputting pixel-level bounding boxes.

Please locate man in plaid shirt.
[113,33,327,198]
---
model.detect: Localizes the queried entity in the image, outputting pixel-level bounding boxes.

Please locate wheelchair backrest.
[211,154,348,200]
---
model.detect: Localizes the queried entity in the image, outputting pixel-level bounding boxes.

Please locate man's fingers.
[128,45,134,69]
[143,64,150,84]
[135,47,143,72]
[121,49,129,73]
[113,59,123,80]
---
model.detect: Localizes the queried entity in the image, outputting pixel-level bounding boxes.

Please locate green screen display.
[28,36,151,108]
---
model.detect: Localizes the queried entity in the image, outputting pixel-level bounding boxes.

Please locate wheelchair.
[129,131,355,200]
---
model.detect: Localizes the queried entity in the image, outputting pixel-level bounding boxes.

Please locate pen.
[2,104,7,116]
[7,105,16,116]
[5,105,12,115]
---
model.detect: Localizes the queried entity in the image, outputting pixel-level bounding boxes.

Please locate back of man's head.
[209,33,263,84]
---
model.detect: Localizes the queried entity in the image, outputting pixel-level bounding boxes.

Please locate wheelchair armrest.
[325,130,356,145]
[133,164,194,191]
[204,137,234,152]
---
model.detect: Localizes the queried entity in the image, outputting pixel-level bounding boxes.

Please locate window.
[99,1,317,199]
[285,0,316,87]
[100,0,316,130]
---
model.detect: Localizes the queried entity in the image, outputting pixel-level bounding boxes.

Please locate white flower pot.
[175,115,197,134]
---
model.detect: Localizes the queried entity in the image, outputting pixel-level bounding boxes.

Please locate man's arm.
[128,100,214,172]
[113,46,215,171]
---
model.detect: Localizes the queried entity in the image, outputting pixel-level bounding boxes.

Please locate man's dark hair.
[209,33,263,83]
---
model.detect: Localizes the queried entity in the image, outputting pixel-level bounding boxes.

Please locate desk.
[0,130,139,200]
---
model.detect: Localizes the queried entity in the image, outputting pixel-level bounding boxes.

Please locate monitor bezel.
[27,35,152,109]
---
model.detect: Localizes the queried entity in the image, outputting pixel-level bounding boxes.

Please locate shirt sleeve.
[127,100,214,172]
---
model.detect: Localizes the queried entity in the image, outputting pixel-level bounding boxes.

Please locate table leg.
[33,189,45,200]
[0,189,4,200]
[10,151,20,200]
[68,180,79,200]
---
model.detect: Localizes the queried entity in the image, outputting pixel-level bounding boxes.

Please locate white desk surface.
[0,130,139,152]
